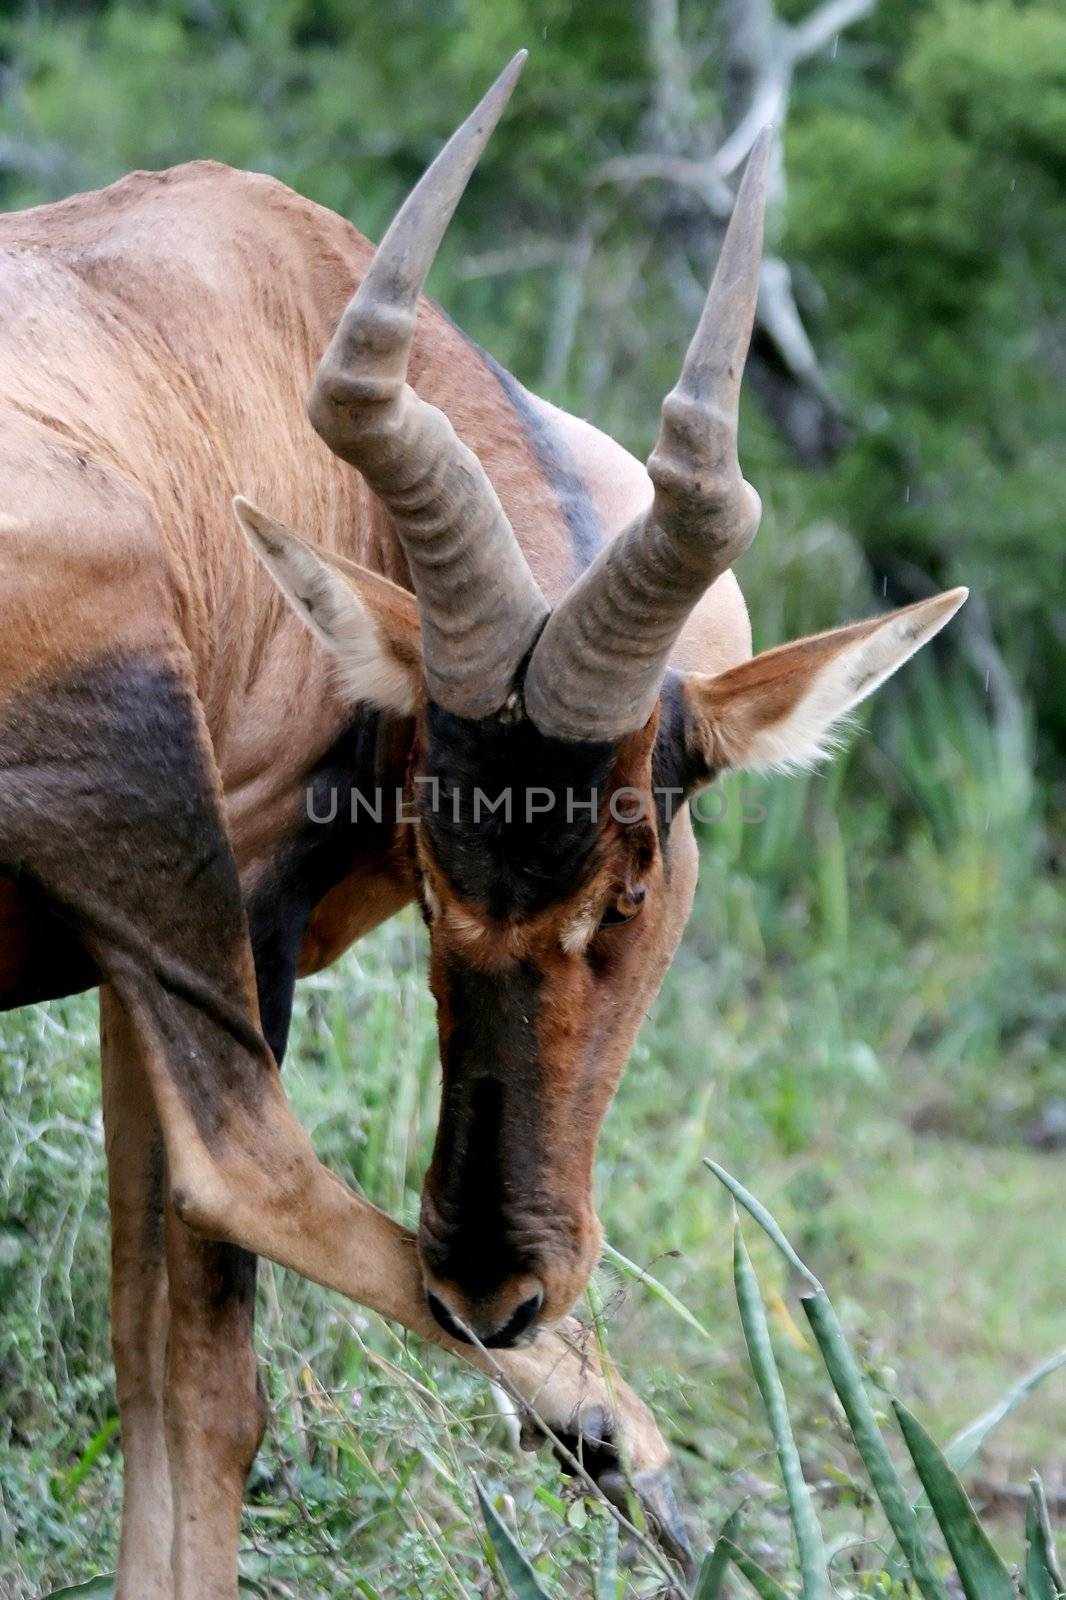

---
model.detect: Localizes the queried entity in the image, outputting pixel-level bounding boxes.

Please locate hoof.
[535,1415,693,1574]
[601,1464,694,1575]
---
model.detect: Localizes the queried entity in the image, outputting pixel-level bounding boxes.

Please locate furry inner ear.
[234,496,421,716]
[679,588,968,781]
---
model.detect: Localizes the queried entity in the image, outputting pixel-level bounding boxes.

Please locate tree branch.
[788,0,876,63]
[593,152,734,216]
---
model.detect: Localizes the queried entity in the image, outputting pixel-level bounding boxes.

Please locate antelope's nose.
[424,1273,546,1349]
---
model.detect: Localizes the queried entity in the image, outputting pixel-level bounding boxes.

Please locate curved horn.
[523,130,772,742]
[307,52,548,719]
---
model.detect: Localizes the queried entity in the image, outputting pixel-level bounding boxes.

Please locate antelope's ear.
[679,589,968,781]
[234,497,421,716]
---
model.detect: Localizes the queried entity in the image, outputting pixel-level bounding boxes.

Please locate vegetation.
[0,0,1063,1596]
[479,1164,1066,1599]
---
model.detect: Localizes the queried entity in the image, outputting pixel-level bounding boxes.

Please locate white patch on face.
[560,902,598,955]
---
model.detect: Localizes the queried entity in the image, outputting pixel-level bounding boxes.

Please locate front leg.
[163,1212,264,1600]
[101,986,174,1600]
[160,1108,688,1557]
[102,985,266,1600]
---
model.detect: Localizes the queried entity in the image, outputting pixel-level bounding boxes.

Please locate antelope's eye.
[598,886,646,930]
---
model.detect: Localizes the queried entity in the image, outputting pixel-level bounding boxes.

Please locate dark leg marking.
[0,653,272,1144]
[0,871,98,1009]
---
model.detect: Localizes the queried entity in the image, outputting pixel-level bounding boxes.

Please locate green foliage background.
[0,1,1063,1596]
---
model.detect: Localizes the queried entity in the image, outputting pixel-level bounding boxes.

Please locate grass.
[1,646,1063,1597]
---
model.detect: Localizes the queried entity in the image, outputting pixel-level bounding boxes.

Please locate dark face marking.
[411,697,690,1334]
[420,956,547,1309]
[0,654,271,1145]
[420,700,617,919]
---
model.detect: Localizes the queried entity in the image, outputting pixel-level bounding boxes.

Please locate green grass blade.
[801,1291,947,1600]
[695,1508,745,1600]
[887,1346,1066,1582]
[893,1401,1014,1600]
[601,1240,713,1340]
[1026,1475,1064,1600]
[705,1161,822,1291]
[733,1219,828,1600]
[54,1416,120,1500]
[595,1516,619,1600]
[475,1479,551,1600]
[716,1536,793,1600]
[946,1348,1066,1472]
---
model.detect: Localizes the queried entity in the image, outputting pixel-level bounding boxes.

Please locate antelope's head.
[237,56,965,1348]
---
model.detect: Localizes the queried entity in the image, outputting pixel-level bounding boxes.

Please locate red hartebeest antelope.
[0,53,964,1597]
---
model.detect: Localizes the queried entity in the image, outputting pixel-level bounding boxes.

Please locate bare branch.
[758,256,835,397]
[456,238,578,279]
[593,152,734,215]
[712,77,785,177]
[647,0,694,153]
[788,0,876,63]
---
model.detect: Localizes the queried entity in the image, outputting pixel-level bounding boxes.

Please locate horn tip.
[745,127,774,184]
[489,49,528,107]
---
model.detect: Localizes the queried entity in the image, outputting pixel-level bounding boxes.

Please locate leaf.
[801,1292,947,1600]
[601,1240,713,1341]
[704,1161,822,1291]
[715,1536,793,1600]
[946,1349,1066,1473]
[733,1217,828,1600]
[475,1479,551,1600]
[887,1347,1066,1582]
[595,1516,619,1600]
[695,1508,745,1600]
[893,1401,1014,1600]
[1026,1475,1065,1600]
